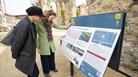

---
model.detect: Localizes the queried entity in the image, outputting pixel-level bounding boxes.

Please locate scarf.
[42,19,53,41]
[46,22,53,41]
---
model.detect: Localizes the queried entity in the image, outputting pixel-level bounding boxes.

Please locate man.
[11,6,43,77]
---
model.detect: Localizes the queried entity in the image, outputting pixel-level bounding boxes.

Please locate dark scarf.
[46,22,53,41]
[42,18,53,41]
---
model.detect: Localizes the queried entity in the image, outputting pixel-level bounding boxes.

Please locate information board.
[60,12,126,77]
[61,26,121,77]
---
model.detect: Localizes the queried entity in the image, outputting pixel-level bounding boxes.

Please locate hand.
[67,23,71,29]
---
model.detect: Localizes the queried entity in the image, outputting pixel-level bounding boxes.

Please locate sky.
[1,0,34,16]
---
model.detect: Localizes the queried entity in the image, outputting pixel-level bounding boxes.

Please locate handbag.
[0,27,16,46]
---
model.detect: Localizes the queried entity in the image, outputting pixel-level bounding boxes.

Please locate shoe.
[45,74,51,77]
[51,69,58,72]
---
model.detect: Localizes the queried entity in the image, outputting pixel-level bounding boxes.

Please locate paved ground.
[0,29,126,77]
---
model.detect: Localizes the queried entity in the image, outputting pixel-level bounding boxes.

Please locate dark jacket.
[11,16,37,75]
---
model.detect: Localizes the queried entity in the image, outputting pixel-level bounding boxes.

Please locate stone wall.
[0,15,20,32]
[120,3,138,77]
[0,1,20,39]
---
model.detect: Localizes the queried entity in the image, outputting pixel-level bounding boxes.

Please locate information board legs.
[69,63,131,77]
[118,70,131,77]
[70,62,74,77]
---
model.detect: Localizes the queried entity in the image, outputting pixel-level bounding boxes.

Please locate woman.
[11,6,43,77]
[36,10,70,77]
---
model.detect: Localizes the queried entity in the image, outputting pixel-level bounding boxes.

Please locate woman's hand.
[67,23,71,29]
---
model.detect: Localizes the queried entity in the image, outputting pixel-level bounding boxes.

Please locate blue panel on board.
[74,12,126,29]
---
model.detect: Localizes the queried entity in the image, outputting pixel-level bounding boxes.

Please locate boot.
[45,73,51,77]
[51,69,58,72]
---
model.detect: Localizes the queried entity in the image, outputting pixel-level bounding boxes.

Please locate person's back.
[11,6,43,77]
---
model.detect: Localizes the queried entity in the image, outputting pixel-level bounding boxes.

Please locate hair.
[42,10,56,26]
[43,10,56,18]
[41,10,56,30]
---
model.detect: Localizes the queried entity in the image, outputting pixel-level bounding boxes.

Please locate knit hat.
[26,6,44,17]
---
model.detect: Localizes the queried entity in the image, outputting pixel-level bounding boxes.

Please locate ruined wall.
[120,2,138,77]
[0,0,20,40]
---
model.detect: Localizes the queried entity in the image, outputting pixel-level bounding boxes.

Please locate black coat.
[11,16,37,75]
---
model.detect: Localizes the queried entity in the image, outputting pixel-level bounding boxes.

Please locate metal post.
[70,62,74,77]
